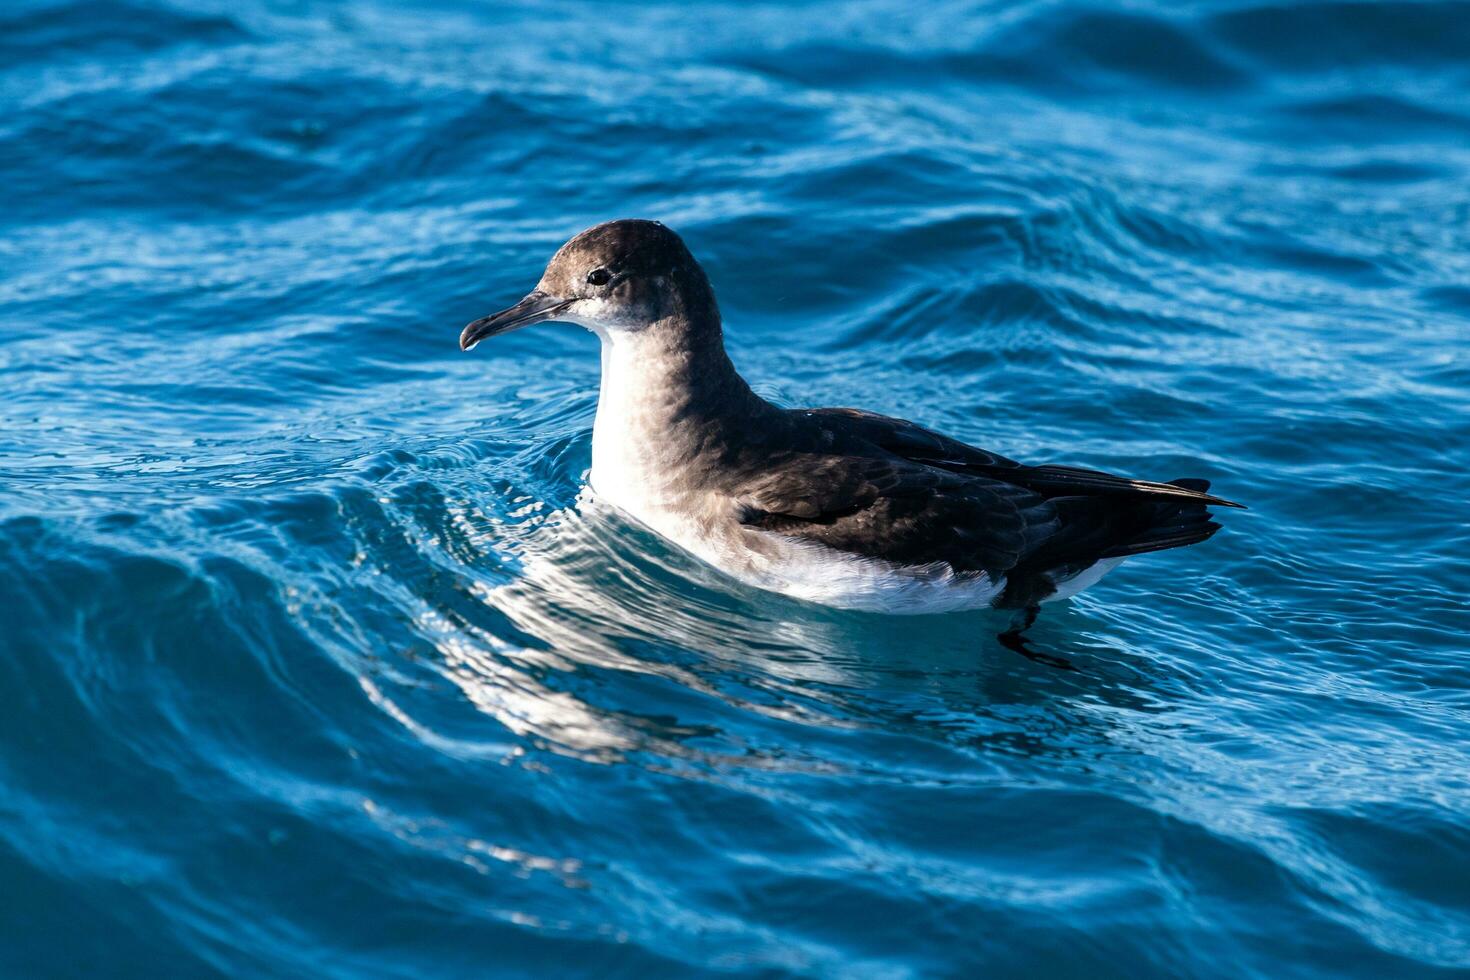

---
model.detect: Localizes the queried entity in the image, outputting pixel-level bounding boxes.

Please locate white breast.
[588,332,672,512]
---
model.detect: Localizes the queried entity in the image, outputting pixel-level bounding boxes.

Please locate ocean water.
[3,0,1469,975]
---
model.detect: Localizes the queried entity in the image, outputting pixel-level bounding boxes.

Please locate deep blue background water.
[3,0,1470,975]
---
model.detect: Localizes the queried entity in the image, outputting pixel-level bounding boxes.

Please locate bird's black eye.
[586,268,612,286]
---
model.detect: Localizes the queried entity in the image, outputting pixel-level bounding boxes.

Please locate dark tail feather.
[1023,467,1246,509]
[1101,480,1223,559]
[1102,521,1221,558]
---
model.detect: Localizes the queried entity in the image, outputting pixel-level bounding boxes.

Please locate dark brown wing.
[724,407,1239,604]
[800,407,1245,509]
[736,452,1061,578]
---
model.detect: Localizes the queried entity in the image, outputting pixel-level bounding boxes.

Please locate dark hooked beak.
[460,291,573,351]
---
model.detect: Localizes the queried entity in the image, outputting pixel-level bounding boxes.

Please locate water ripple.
[2,0,1468,975]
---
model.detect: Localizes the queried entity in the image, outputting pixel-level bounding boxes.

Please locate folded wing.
[736,453,1061,579]
[730,407,1239,604]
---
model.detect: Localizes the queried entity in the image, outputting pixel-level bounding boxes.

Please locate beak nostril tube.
[460,291,572,350]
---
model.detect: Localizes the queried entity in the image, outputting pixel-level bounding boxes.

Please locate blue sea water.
[3,0,1470,974]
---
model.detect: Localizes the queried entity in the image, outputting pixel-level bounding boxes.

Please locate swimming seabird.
[460,220,1241,661]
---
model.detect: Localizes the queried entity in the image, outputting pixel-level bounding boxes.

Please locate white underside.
[583,323,1124,614]
[585,476,1126,613]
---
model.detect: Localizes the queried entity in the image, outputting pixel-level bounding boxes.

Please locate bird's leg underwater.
[997,605,1077,671]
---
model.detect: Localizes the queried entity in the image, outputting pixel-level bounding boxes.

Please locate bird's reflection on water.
[402,487,1172,772]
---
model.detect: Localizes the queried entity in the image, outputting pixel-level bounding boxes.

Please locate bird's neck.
[590,317,771,507]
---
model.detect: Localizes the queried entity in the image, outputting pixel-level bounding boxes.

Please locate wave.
[3,0,1470,973]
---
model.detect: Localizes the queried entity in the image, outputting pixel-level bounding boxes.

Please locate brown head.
[460,219,720,351]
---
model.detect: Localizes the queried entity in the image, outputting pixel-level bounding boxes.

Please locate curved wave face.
[2,0,1469,975]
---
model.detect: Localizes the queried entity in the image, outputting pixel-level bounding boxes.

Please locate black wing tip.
[1197,493,1247,510]
[1164,478,1246,510]
[1031,467,1248,510]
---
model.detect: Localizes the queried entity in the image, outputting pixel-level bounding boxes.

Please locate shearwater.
[460,219,1242,663]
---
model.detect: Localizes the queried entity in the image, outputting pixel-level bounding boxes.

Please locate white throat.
[588,328,679,515]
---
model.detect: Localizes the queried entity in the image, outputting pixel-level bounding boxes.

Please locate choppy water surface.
[3,0,1470,975]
